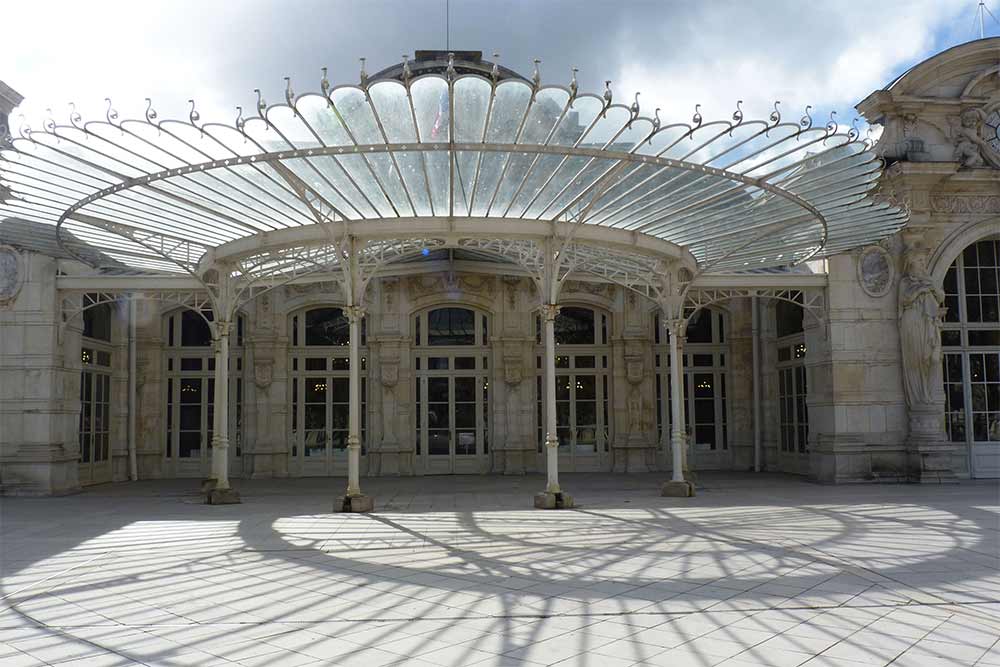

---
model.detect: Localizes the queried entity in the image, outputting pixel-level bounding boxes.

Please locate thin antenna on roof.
[974,1,999,39]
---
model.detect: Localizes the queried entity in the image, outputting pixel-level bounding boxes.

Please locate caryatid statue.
[898,247,945,408]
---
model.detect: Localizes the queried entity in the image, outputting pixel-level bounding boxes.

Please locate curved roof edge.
[884,36,1000,94]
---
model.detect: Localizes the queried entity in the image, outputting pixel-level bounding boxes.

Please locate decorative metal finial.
[321,67,330,97]
[532,58,541,89]
[446,52,456,81]
[235,106,245,131]
[359,57,369,87]
[254,89,267,119]
[692,103,703,128]
[68,102,83,130]
[629,92,640,127]
[284,77,295,107]
[651,107,661,134]
[105,98,119,126]
[491,52,500,82]
[144,98,158,124]
[569,67,578,102]
[732,100,743,125]
[188,99,200,126]
[602,80,613,117]
[401,55,411,85]
[43,108,56,134]
[770,101,781,125]
[800,105,813,131]
[848,117,861,141]
[17,114,32,141]
[824,110,837,136]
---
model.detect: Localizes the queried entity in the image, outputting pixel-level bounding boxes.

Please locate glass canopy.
[0,57,906,280]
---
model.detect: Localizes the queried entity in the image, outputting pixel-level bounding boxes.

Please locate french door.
[415,354,489,474]
[79,360,112,486]
[290,371,366,476]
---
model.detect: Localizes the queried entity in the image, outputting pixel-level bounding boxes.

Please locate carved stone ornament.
[380,361,398,388]
[503,359,523,386]
[407,273,496,298]
[898,246,945,410]
[0,245,23,310]
[949,105,1000,169]
[930,194,1000,215]
[856,246,894,298]
[625,357,643,385]
[562,280,613,299]
[253,359,274,389]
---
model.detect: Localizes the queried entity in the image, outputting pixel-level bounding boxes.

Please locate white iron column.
[667,318,685,482]
[210,320,232,490]
[542,304,561,494]
[346,305,364,498]
[660,314,693,496]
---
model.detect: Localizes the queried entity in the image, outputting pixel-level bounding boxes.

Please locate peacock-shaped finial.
[359,57,369,87]
[491,52,500,82]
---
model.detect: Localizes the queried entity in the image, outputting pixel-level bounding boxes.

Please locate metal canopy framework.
[0,56,905,291]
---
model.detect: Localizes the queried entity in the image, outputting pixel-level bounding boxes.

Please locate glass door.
[416,355,489,474]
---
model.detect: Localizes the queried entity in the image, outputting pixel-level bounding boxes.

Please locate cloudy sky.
[4,0,996,133]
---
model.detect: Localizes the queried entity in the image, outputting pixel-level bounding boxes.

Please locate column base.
[200,478,218,493]
[661,480,695,497]
[207,487,242,504]
[533,491,574,509]
[335,494,374,513]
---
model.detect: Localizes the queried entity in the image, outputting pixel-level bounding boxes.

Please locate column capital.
[538,303,560,321]
[663,317,687,337]
[344,305,367,323]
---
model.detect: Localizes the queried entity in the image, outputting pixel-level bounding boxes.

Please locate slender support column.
[662,317,695,497]
[543,304,560,494]
[534,303,573,509]
[207,318,240,504]
[346,306,363,497]
[335,305,374,512]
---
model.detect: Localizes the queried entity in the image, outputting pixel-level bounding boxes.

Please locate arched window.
[288,307,367,476]
[413,307,490,473]
[536,306,612,471]
[941,238,1000,478]
[775,300,808,458]
[654,308,730,458]
[163,310,245,476]
[79,294,114,485]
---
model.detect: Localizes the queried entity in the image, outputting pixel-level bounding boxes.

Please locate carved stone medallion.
[0,245,22,309]
[857,246,894,298]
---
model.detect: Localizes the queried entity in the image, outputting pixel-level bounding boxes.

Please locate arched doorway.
[288,306,368,477]
[654,308,731,470]
[941,237,1000,478]
[163,309,245,478]
[536,306,613,472]
[79,297,115,486]
[413,306,491,474]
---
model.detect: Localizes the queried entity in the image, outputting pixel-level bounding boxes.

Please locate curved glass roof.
[0,57,906,278]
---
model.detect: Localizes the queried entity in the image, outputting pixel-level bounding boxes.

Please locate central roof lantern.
[371,50,529,83]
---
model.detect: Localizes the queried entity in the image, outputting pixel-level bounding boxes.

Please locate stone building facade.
[1,39,998,495]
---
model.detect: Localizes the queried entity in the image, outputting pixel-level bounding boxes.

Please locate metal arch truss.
[682,286,826,324]
[1,61,906,281]
[59,288,215,339]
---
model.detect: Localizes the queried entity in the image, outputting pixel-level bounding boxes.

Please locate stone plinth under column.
[661,480,695,497]
[907,405,959,483]
[207,488,242,504]
[335,494,374,513]
[533,491,574,509]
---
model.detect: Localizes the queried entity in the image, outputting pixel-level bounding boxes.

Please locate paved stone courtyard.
[1,473,998,667]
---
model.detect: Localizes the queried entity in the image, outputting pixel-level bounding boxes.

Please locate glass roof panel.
[411,77,450,143]
[485,81,531,143]
[453,77,491,143]
[296,94,353,147]
[554,95,603,147]
[267,105,323,148]
[519,88,569,144]
[330,87,381,145]
[368,81,417,143]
